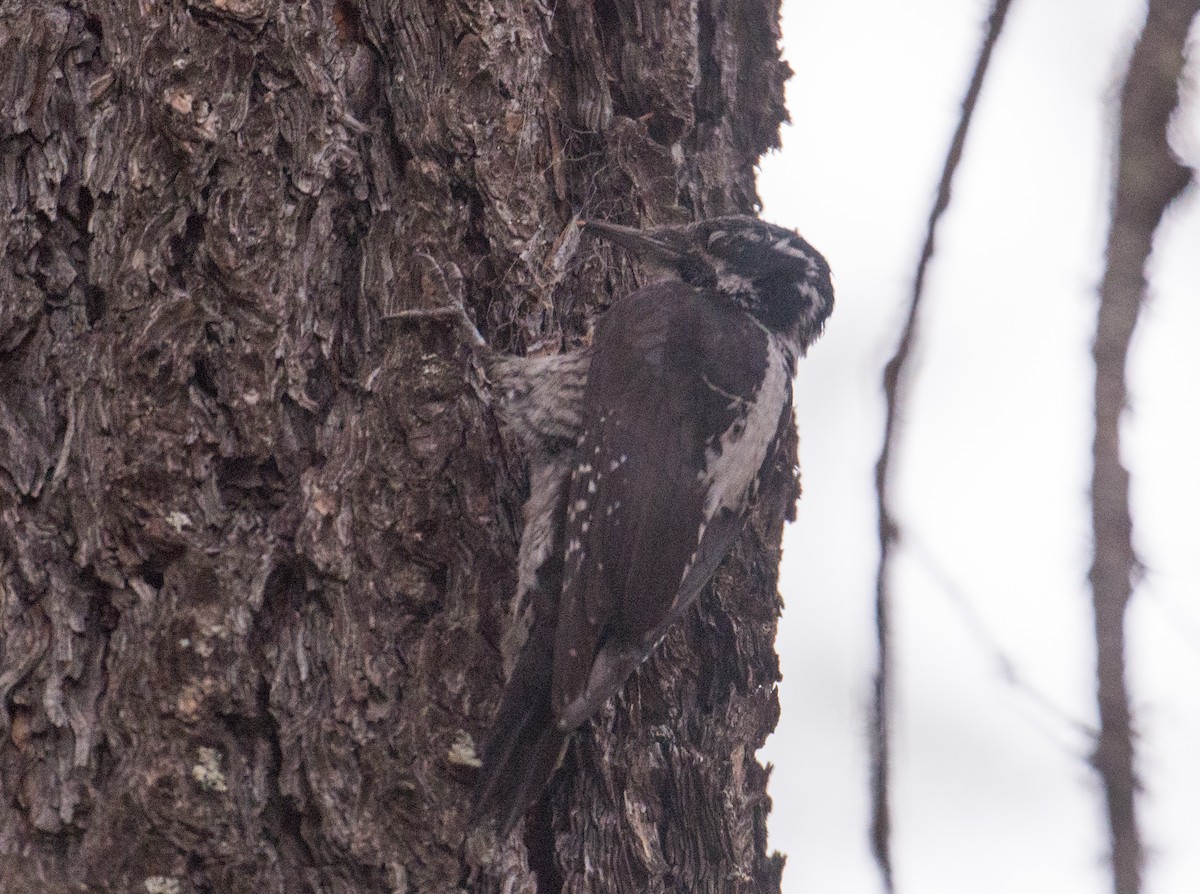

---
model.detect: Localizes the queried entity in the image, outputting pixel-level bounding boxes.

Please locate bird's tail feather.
[474,631,568,838]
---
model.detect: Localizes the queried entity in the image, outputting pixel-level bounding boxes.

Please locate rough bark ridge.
[0,0,793,892]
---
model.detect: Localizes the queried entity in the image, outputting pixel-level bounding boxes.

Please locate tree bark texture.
[0,1,793,892]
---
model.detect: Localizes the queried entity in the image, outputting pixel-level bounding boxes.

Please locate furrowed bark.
[0,1,796,892]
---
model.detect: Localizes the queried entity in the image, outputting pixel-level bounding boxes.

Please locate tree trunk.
[0,0,794,891]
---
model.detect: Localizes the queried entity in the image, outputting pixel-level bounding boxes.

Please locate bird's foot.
[385,303,486,347]
[383,252,486,347]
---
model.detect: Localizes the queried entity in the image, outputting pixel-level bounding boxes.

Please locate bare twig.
[1091,3,1198,892]
[904,533,1098,746]
[870,2,1014,889]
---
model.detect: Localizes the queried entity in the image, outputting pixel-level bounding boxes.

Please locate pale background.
[757,1,1200,891]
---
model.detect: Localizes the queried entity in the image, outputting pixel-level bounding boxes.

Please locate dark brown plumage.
[474,216,834,837]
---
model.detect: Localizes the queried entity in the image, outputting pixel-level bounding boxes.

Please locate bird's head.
[583,215,834,353]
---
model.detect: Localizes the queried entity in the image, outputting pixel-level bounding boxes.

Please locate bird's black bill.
[581,219,682,263]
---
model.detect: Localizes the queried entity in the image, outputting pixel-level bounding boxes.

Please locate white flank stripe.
[696,331,792,539]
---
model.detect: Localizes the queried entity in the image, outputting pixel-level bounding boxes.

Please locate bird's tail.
[473,626,568,838]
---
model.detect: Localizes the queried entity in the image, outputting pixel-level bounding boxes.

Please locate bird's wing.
[550,280,783,728]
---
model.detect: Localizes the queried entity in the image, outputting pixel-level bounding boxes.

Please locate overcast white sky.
[757,1,1200,892]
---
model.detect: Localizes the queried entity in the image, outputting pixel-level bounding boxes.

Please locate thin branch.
[870,2,1014,889]
[904,533,1098,746]
[1090,3,1198,892]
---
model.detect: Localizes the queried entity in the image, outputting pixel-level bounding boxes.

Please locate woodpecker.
[473,215,834,836]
